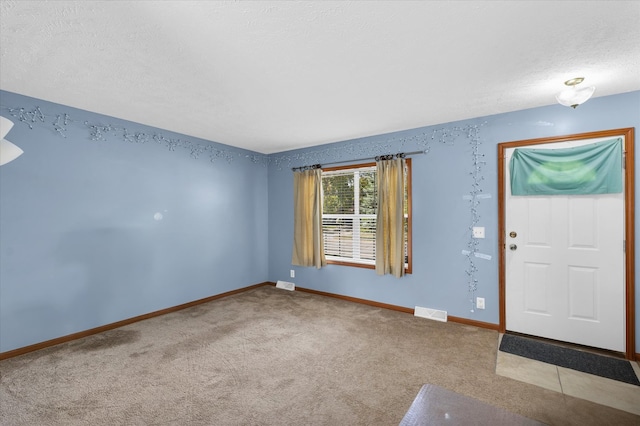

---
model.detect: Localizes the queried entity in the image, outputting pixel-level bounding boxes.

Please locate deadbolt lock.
[509,231,517,238]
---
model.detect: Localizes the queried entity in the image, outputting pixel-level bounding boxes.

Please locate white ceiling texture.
[1,1,639,154]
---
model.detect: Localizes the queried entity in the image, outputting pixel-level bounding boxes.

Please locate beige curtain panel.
[292,169,326,268]
[375,158,405,277]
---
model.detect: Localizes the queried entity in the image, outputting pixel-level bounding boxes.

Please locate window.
[321,160,412,272]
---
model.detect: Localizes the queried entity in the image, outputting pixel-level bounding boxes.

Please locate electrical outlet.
[290,269,295,278]
[476,297,485,310]
[472,227,485,239]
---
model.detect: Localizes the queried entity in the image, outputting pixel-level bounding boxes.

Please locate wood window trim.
[322,159,412,274]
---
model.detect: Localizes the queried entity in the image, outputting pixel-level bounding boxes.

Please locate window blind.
[322,166,377,264]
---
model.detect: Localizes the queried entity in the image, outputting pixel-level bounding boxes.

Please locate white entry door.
[505,139,626,352]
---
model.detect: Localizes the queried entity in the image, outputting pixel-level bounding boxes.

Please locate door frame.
[498,127,636,360]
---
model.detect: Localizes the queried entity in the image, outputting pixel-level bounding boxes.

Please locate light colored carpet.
[1,286,638,425]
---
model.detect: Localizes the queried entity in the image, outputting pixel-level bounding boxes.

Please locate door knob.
[509,244,517,251]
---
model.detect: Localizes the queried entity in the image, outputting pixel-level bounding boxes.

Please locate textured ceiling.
[1,1,639,154]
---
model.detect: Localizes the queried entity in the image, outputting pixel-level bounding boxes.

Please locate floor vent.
[414,306,447,322]
[276,280,295,291]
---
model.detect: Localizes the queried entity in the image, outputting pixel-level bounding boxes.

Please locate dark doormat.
[499,334,640,386]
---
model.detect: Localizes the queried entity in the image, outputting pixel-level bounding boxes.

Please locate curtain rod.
[291,150,426,172]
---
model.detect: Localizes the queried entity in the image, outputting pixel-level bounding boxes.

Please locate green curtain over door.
[510,138,623,196]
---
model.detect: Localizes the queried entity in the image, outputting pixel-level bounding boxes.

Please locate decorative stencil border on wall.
[1,105,270,166]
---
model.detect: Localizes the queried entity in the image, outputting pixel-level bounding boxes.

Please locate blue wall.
[0,90,269,352]
[2,90,638,354]
[267,91,640,351]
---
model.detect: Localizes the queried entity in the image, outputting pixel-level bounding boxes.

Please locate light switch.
[472,227,485,239]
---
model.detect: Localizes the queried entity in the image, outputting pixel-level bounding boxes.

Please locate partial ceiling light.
[0,116,24,166]
[555,77,595,109]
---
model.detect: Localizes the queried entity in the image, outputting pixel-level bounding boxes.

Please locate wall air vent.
[276,280,295,291]
[414,306,447,322]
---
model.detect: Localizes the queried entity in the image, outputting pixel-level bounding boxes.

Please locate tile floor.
[495,334,640,416]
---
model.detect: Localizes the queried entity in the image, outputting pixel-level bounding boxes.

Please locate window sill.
[326,259,375,270]
[326,259,412,274]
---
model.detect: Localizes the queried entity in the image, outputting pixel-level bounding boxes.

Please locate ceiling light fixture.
[555,77,595,109]
[0,116,24,166]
